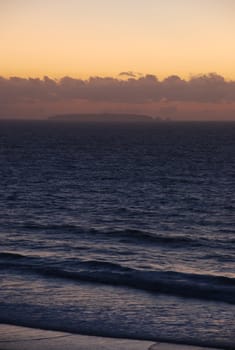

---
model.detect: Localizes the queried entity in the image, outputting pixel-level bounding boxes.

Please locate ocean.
[0,121,234,348]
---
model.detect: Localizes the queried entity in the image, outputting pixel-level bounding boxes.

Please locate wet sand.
[0,324,220,350]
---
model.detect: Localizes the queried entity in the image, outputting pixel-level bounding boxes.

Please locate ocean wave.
[20,222,215,248]
[0,252,27,259]
[110,229,196,245]
[1,252,235,304]
[22,222,81,231]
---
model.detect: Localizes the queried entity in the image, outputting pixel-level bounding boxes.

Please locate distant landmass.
[48,113,157,122]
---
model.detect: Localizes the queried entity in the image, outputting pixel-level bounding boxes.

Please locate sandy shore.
[0,324,221,350]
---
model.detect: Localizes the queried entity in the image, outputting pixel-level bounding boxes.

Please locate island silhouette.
[48,113,157,122]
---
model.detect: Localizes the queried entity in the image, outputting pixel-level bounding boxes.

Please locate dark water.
[0,121,234,348]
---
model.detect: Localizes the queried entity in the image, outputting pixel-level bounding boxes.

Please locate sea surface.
[0,121,234,348]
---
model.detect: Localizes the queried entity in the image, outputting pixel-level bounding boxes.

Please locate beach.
[0,324,221,350]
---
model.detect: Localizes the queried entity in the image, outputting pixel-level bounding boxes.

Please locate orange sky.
[1,0,235,80]
[1,0,235,119]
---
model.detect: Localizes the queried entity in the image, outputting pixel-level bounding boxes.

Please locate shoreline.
[0,324,222,350]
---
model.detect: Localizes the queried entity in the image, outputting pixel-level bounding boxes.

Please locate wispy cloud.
[118,71,141,78]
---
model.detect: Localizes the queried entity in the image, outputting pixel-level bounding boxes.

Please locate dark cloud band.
[0,73,235,104]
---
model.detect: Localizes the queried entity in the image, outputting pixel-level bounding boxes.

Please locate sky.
[1,0,235,120]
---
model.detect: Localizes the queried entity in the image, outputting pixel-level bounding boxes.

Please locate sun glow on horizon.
[1,0,235,120]
[1,0,235,80]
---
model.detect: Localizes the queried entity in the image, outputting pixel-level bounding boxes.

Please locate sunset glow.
[1,0,235,79]
[1,0,235,119]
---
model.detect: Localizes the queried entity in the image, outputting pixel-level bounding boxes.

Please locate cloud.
[1,73,235,106]
[1,73,235,119]
[119,71,141,78]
